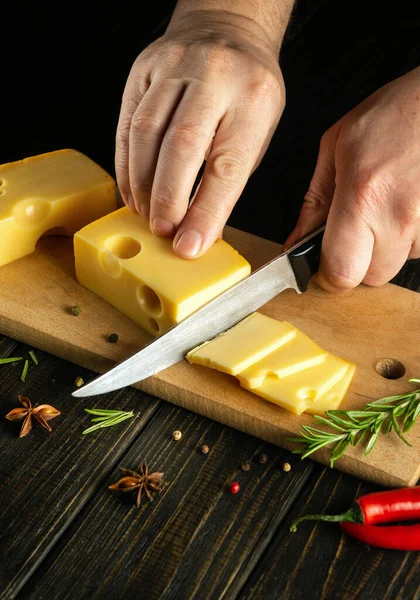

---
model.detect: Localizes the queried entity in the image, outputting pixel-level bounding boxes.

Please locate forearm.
[167,0,295,56]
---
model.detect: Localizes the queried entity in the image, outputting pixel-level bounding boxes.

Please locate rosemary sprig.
[82,408,135,435]
[288,378,420,467]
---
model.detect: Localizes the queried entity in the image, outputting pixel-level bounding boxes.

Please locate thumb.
[283,127,338,249]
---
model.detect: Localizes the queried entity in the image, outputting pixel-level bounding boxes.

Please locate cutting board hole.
[105,235,141,259]
[137,285,162,316]
[375,358,405,380]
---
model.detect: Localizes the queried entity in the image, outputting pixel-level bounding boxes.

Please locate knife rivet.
[172,430,182,441]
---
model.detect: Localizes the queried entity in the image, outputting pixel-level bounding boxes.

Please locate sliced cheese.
[186,313,296,375]
[305,363,356,415]
[237,329,327,389]
[74,207,251,336]
[0,149,117,267]
[240,354,351,415]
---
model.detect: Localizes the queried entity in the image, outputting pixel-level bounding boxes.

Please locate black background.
[2,0,420,243]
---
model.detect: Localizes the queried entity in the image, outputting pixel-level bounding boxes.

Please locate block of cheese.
[74,207,251,336]
[0,149,117,267]
[186,313,296,375]
[237,329,328,389]
[305,363,356,415]
[240,354,351,415]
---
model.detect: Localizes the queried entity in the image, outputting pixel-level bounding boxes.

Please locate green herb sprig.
[288,378,420,467]
[82,408,135,435]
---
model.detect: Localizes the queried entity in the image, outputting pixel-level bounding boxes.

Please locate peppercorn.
[70,305,81,316]
[282,462,291,472]
[108,333,119,344]
[201,444,209,454]
[257,453,268,464]
[241,463,251,472]
[229,481,240,494]
[74,377,84,387]
[172,430,182,441]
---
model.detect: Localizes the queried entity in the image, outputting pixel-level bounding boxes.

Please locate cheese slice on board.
[237,329,328,389]
[186,313,296,375]
[74,207,251,336]
[0,149,117,267]
[240,354,351,415]
[305,363,356,415]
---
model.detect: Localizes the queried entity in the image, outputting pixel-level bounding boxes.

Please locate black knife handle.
[287,225,325,292]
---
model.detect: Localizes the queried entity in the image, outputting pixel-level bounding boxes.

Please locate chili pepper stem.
[290,506,363,532]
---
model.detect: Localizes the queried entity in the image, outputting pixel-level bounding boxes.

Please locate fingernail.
[175,230,202,258]
[152,217,175,236]
[140,203,150,220]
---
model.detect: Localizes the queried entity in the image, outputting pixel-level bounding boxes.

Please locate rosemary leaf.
[84,408,125,416]
[0,357,23,364]
[21,359,29,382]
[28,350,38,365]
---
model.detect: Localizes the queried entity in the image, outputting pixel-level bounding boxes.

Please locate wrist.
[167,2,294,57]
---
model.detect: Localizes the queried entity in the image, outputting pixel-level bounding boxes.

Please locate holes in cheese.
[74,207,251,337]
[187,312,356,415]
[0,149,117,267]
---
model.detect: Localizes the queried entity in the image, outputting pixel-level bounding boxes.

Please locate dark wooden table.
[1,1,420,598]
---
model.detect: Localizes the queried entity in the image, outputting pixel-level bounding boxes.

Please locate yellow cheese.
[240,354,351,415]
[74,207,251,336]
[0,149,117,267]
[237,329,327,389]
[186,313,296,375]
[305,363,356,415]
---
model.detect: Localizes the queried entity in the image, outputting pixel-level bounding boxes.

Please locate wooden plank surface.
[0,229,418,488]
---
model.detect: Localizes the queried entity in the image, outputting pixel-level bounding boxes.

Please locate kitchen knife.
[72,225,325,398]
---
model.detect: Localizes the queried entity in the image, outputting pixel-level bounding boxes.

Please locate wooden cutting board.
[0,229,419,488]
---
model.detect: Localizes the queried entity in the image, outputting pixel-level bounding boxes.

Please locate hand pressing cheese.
[186,313,356,416]
[0,149,117,267]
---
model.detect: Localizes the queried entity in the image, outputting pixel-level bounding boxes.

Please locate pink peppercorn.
[229,481,240,494]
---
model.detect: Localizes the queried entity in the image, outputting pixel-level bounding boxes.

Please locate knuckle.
[351,166,393,215]
[131,112,163,138]
[166,122,207,155]
[247,66,282,106]
[208,151,248,184]
[152,183,179,211]
[116,115,132,146]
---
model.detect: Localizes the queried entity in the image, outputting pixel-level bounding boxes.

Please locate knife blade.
[72,225,325,397]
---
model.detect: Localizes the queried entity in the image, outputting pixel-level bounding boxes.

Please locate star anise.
[5,395,61,437]
[109,461,166,508]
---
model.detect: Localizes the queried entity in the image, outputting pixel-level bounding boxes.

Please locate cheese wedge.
[74,207,251,336]
[241,354,351,415]
[305,363,356,415]
[0,149,117,267]
[186,313,296,375]
[237,329,328,389]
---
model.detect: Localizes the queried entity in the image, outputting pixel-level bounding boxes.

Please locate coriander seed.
[241,463,251,472]
[201,444,209,455]
[282,462,291,472]
[172,430,182,441]
[74,377,84,387]
[108,333,119,344]
[70,305,81,317]
[257,453,268,464]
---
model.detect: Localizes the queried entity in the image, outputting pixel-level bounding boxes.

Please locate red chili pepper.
[290,486,420,551]
[290,486,420,530]
[340,522,420,552]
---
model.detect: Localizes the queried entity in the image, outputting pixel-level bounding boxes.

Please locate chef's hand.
[115,3,293,258]
[285,66,420,292]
